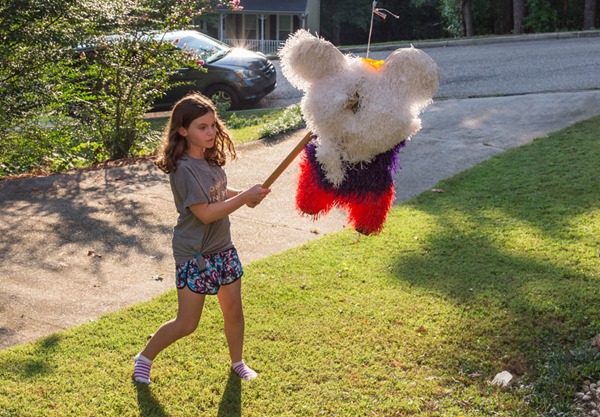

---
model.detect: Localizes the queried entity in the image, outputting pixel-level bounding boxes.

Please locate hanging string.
[366,1,401,58]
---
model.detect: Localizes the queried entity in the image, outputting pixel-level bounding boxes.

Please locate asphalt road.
[263,35,600,107]
[408,37,600,98]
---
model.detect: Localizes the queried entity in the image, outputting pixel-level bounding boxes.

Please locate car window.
[163,33,230,63]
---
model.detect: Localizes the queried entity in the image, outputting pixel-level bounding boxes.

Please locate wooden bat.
[261,131,313,188]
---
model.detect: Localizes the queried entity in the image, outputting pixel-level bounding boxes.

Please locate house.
[196,0,321,55]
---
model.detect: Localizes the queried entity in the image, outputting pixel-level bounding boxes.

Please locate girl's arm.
[189,184,270,224]
[226,187,242,199]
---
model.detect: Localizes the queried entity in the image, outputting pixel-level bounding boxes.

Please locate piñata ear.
[279,29,347,91]
[381,47,440,107]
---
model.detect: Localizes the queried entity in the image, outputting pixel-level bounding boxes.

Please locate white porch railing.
[222,39,283,55]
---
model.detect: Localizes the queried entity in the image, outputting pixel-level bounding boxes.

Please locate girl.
[133,93,270,384]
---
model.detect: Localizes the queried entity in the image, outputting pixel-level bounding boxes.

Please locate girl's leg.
[217,279,244,363]
[142,286,206,359]
[217,279,257,380]
[134,287,205,383]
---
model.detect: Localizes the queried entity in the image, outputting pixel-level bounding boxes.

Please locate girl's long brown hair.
[155,93,237,173]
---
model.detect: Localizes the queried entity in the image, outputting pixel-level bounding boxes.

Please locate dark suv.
[154,30,277,110]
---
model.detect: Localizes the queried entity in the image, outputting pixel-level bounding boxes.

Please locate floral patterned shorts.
[176,248,243,295]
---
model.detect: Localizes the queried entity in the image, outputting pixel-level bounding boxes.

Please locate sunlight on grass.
[1,116,599,416]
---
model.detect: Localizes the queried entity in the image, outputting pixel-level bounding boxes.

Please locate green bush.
[525,0,557,33]
[225,112,265,129]
[258,104,305,138]
[0,114,107,177]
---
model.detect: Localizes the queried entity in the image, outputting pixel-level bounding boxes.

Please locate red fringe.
[343,187,395,235]
[296,149,395,235]
[296,150,335,216]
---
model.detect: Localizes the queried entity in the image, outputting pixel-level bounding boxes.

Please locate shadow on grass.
[135,383,169,417]
[389,204,600,409]
[393,223,597,337]
[394,117,600,338]
[217,370,241,417]
[387,121,600,409]
[0,334,62,378]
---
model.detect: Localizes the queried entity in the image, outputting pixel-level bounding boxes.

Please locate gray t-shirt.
[169,156,233,265]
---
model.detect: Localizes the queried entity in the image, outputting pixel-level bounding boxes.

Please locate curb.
[349,29,600,53]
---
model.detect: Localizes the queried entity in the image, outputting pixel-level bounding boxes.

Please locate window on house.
[244,14,257,40]
[278,15,292,40]
[269,15,277,39]
[293,15,302,32]
[193,17,219,39]
[224,14,238,39]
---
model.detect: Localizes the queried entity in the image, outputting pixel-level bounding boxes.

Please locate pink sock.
[232,360,257,381]
[133,353,152,384]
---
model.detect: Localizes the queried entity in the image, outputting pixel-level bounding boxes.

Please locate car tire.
[205,84,240,111]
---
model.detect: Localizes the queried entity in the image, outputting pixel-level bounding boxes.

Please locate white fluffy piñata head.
[280,29,440,186]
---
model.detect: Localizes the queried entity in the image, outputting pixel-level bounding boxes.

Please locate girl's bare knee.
[223,309,244,328]
[175,318,199,337]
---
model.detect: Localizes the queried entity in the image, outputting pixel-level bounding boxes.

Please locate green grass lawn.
[1,117,599,416]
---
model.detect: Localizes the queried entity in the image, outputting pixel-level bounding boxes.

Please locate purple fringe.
[305,138,405,195]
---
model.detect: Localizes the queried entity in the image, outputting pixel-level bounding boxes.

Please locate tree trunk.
[584,0,597,30]
[461,0,474,37]
[494,0,514,34]
[513,0,525,34]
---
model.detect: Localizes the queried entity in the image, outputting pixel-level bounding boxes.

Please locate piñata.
[279,29,440,234]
